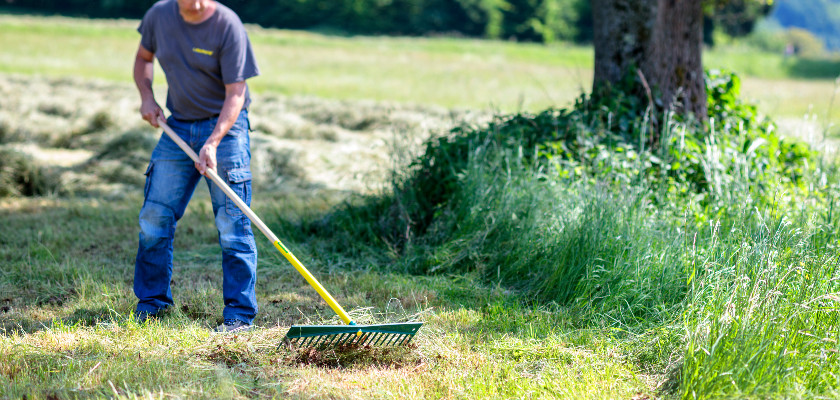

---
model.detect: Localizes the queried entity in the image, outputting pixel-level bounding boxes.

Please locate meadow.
[1,12,839,400]
[2,13,840,119]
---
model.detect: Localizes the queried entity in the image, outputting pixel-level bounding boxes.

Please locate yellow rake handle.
[157,117,354,325]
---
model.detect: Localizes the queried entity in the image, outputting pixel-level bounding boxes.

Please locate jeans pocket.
[143,162,154,198]
[225,167,252,217]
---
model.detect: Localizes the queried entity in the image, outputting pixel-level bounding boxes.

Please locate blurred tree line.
[6,0,772,44]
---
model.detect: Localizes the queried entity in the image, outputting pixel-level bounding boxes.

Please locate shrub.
[784,27,827,57]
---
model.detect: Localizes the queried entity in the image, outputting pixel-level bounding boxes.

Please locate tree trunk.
[592,0,707,120]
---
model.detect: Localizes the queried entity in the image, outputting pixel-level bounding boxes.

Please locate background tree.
[591,0,706,120]
[591,0,772,123]
[704,0,773,44]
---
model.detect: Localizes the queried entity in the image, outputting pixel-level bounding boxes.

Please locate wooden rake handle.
[156,116,356,326]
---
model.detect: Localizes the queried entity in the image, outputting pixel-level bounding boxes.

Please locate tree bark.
[592,0,707,120]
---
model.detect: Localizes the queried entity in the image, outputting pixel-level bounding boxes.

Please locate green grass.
[2,11,840,399]
[0,193,655,399]
[1,12,839,119]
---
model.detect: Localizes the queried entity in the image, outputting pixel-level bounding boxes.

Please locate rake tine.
[372,333,386,346]
[317,335,331,347]
[388,333,401,346]
[369,333,382,346]
[358,332,372,346]
[360,332,375,346]
[324,333,342,347]
[331,333,348,347]
[381,333,394,346]
[375,333,387,345]
[373,333,389,346]
[310,336,322,347]
[400,334,413,345]
[387,333,400,345]
[303,335,317,347]
[300,336,313,347]
[339,332,355,346]
[348,332,360,346]
[391,334,404,346]
[390,333,402,345]
[394,334,405,346]
[370,332,384,346]
[364,332,377,346]
[380,333,394,346]
[335,333,351,346]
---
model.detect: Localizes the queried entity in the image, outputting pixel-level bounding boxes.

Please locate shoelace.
[223,319,239,326]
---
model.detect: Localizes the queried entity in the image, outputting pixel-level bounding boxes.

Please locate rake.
[158,117,422,348]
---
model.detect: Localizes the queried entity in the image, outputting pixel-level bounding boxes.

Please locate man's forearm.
[133,55,156,102]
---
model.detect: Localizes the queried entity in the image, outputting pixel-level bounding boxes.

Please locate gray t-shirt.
[138,0,259,121]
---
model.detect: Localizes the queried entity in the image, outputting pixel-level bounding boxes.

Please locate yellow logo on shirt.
[192,47,213,56]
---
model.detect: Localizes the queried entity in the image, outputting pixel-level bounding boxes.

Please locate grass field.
[1,11,840,400]
[1,12,839,119]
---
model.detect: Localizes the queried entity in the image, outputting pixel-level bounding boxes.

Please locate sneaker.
[215,319,252,333]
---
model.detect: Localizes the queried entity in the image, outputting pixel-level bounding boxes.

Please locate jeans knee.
[139,201,174,248]
[216,214,254,253]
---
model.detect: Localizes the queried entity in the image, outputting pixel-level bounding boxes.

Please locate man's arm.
[134,44,164,128]
[196,81,248,175]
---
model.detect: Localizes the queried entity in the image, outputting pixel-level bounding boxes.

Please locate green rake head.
[284,322,423,348]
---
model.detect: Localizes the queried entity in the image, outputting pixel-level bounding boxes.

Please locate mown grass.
[0,193,655,399]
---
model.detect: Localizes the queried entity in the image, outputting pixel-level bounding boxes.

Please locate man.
[133,0,260,333]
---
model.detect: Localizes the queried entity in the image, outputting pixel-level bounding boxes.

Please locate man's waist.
[172,113,220,123]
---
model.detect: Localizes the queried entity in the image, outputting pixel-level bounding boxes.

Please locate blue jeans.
[134,110,258,324]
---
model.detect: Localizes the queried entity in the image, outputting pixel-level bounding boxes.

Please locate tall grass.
[407,148,688,327]
[679,185,840,398]
[312,88,840,397]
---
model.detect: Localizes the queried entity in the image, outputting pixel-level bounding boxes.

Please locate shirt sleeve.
[137,8,156,53]
[219,22,260,85]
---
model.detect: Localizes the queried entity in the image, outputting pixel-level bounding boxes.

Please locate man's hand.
[140,99,164,128]
[197,81,247,176]
[196,143,218,176]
